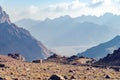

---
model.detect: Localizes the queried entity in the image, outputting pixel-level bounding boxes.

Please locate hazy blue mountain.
[16,13,116,28]
[0,6,52,61]
[15,18,40,29]
[16,15,113,47]
[48,22,110,46]
[74,13,119,25]
[77,36,120,59]
[74,13,120,34]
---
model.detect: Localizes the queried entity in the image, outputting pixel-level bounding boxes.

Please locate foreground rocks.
[0,55,120,80]
[47,54,96,66]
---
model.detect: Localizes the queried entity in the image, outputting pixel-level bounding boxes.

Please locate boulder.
[47,54,61,59]
[0,77,6,80]
[32,59,42,64]
[67,55,79,62]
[70,76,77,80]
[104,74,110,79]
[0,64,5,68]
[48,74,65,80]
[8,53,25,61]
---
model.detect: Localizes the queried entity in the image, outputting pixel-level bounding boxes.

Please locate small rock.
[13,78,18,80]
[32,59,42,64]
[86,68,90,70]
[0,77,6,80]
[104,75,110,79]
[63,76,68,79]
[0,64,5,68]
[70,76,76,79]
[48,74,65,80]
[69,70,74,73]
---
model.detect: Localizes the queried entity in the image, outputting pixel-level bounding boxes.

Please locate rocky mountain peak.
[0,6,11,24]
[0,6,52,61]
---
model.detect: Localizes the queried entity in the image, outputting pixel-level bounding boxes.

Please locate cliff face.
[0,6,52,61]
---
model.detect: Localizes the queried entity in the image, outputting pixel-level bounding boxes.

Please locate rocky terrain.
[95,48,120,66]
[0,54,119,80]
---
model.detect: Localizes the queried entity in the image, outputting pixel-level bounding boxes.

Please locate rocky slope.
[78,36,120,59]
[0,54,120,80]
[0,6,52,61]
[95,48,120,66]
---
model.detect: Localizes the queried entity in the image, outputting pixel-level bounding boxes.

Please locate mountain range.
[16,15,115,47]
[15,13,120,58]
[0,6,52,61]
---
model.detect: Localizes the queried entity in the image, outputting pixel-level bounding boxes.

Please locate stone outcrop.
[32,59,42,64]
[8,53,25,61]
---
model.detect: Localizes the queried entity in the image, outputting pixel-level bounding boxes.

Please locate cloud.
[27,5,39,14]
[44,0,120,17]
[47,0,87,12]
[11,5,42,21]
[12,0,120,21]
[47,3,69,12]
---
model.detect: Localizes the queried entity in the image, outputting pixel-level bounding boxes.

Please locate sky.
[0,0,120,22]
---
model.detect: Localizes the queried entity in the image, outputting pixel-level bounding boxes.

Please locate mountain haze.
[16,15,111,47]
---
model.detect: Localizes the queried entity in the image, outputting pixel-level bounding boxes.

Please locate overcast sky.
[0,0,120,22]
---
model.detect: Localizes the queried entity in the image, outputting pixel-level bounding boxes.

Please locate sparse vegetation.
[0,55,120,80]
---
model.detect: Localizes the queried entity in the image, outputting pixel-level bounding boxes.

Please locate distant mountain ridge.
[77,36,120,59]
[16,13,120,29]
[16,15,112,47]
[0,6,52,61]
